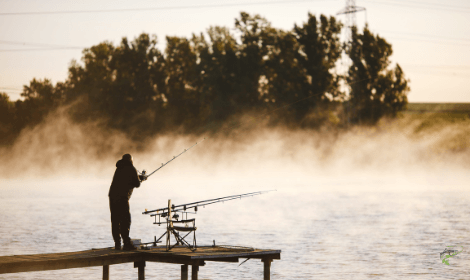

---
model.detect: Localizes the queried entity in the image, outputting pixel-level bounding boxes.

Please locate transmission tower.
[336,0,366,125]
[337,0,366,45]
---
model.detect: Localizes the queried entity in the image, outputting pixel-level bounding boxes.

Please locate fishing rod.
[139,137,206,180]
[142,190,276,215]
[140,190,275,251]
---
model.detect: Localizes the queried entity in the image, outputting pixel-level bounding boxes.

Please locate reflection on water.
[1,179,470,279]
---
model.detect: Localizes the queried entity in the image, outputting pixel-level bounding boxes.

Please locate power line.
[381,0,470,10]
[376,31,470,44]
[0,40,85,49]
[386,36,470,47]
[2,28,469,53]
[405,70,470,78]
[0,47,83,52]
[363,0,470,13]
[0,87,22,91]
[0,0,331,16]
[402,64,470,69]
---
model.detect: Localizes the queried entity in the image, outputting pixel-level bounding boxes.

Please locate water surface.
[1,179,469,279]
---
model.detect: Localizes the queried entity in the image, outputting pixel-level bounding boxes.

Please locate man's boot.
[122,237,137,251]
[114,242,121,250]
[122,242,137,251]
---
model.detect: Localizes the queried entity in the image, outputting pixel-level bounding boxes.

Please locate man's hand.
[139,169,147,182]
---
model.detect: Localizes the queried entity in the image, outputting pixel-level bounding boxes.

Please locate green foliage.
[235,12,273,109]
[290,14,342,124]
[193,26,241,125]
[347,26,409,124]
[14,79,65,130]
[2,12,409,144]
[66,35,167,136]
[0,92,16,144]
[164,36,200,128]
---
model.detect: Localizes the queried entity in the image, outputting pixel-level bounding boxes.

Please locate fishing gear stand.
[150,200,197,251]
[143,190,276,252]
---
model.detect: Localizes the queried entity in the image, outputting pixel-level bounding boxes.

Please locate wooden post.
[191,265,199,280]
[262,259,272,280]
[181,264,188,280]
[103,265,109,280]
[167,199,172,250]
[134,261,145,280]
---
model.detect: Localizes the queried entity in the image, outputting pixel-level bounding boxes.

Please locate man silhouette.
[108,154,145,250]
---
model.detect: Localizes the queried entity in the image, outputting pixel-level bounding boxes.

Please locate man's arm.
[130,166,141,188]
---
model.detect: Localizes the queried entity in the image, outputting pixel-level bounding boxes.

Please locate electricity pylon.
[337,0,366,125]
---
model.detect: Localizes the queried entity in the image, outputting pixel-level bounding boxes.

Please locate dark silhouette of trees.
[272,13,342,125]
[234,12,272,111]
[0,93,15,143]
[347,26,409,124]
[66,35,167,137]
[1,12,409,146]
[16,78,65,129]
[164,36,200,129]
[193,26,240,126]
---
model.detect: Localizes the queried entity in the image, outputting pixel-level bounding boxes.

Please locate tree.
[235,12,274,110]
[66,34,167,136]
[259,14,342,126]
[262,29,305,121]
[0,93,16,144]
[108,34,166,134]
[14,78,65,128]
[347,26,409,124]
[164,36,200,129]
[192,26,241,125]
[66,41,116,121]
[291,14,342,124]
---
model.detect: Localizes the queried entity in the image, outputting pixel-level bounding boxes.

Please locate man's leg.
[109,197,122,249]
[121,199,136,250]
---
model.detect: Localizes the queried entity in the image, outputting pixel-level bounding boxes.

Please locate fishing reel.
[138,170,148,182]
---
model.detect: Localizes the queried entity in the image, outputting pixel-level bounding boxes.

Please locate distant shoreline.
[406,103,470,113]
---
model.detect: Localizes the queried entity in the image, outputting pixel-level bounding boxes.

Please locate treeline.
[0,12,408,145]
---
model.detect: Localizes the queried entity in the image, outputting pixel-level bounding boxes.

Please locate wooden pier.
[0,245,281,280]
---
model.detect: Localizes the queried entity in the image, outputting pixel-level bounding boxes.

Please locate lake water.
[1,177,469,279]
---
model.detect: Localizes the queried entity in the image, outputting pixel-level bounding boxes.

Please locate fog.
[1,107,469,196]
[1,108,470,279]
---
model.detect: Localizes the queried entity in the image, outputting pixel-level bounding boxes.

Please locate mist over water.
[1,109,468,189]
[1,110,469,278]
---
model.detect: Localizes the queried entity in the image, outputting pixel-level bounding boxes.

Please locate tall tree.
[290,14,343,123]
[66,34,166,135]
[164,36,200,129]
[347,26,409,124]
[0,93,16,144]
[15,78,65,128]
[262,29,305,120]
[108,34,166,134]
[67,41,116,120]
[235,12,275,110]
[192,26,241,124]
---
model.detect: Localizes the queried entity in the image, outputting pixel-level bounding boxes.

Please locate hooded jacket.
[108,159,141,200]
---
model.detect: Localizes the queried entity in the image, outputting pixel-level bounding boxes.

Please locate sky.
[0,0,469,103]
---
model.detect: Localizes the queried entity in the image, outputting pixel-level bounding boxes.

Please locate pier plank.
[0,246,281,275]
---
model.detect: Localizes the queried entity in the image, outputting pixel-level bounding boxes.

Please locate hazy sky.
[1,0,469,102]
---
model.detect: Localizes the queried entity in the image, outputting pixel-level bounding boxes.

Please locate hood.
[116,159,133,168]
